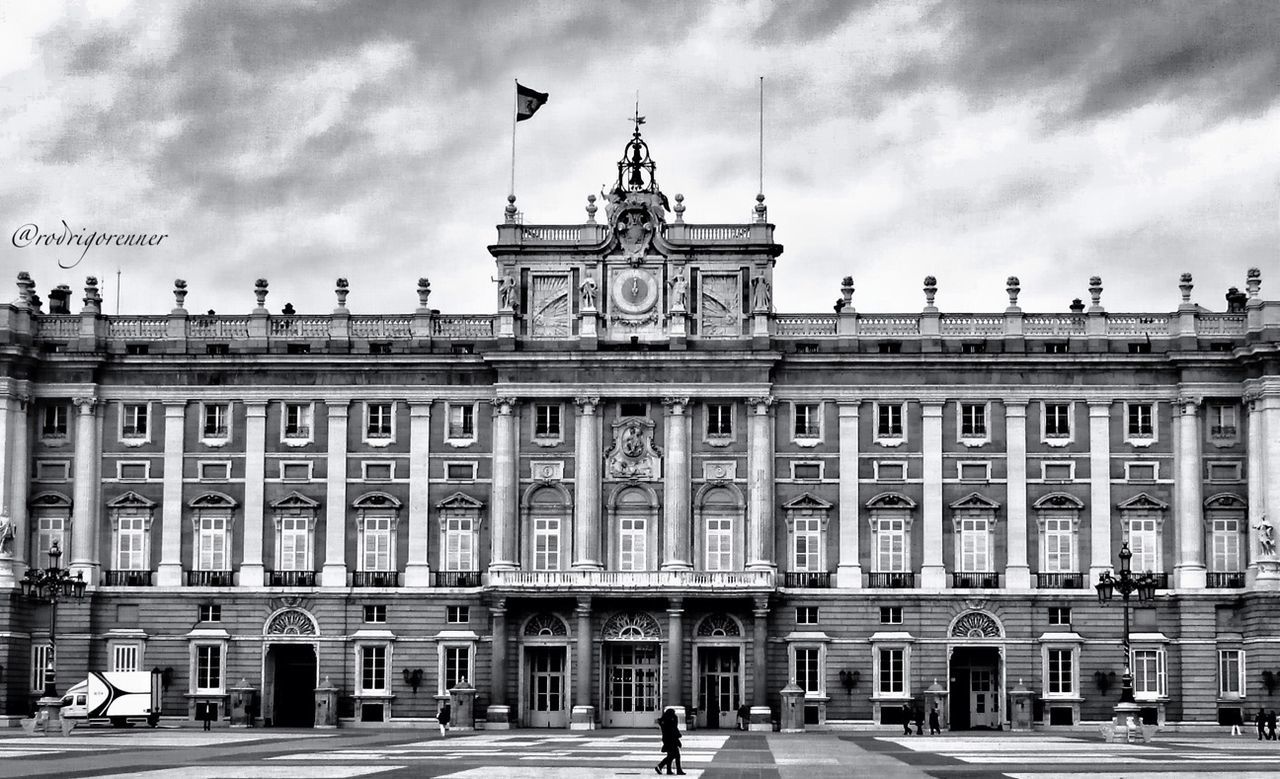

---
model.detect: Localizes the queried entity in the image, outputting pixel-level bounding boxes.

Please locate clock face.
[611,268,658,314]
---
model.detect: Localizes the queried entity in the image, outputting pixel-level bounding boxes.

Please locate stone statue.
[0,516,14,557]
[579,275,597,309]
[751,275,772,311]
[668,271,688,310]
[1257,517,1275,557]
[492,273,517,310]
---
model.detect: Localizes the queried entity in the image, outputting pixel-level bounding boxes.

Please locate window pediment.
[1033,492,1084,510]
[1118,492,1168,512]
[782,492,832,511]
[107,491,156,509]
[436,491,485,511]
[866,492,916,509]
[949,492,1000,511]
[352,491,402,509]
[270,491,320,510]
[189,491,237,509]
[30,491,72,508]
[1204,493,1246,510]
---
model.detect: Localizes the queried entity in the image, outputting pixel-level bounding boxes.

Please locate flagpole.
[510,79,518,198]
[758,75,764,196]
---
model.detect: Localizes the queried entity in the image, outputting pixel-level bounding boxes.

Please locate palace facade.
[2,127,1279,731]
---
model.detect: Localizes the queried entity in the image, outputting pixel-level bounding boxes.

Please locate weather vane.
[631,93,645,135]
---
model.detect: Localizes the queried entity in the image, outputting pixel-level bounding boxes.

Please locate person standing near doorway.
[737,702,751,731]
[655,707,685,775]
[929,705,941,735]
[901,702,913,735]
[437,702,451,738]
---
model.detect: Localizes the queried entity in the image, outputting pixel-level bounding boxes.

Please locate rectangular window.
[198,604,221,622]
[961,342,986,354]
[1043,518,1076,573]
[368,342,392,355]
[534,404,561,438]
[445,462,477,481]
[795,342,819,354]
[1048,607,1072,626]
[203,403,230,438]
[444,645,470,691]
[363,461,393,481]
[31,644,52,692]
[1047,648,1074,695]
[1209,404,1238,438]
[205,343,229,355]
[1042,461,1073,481]
[793,517,821,572]
[362,516,392,571]
[1044,403,1071,438]
[533,516,561,571]
[1129,518,1160,572]
[876,517,906,572]
[278,516,310,571]
[35,515,66,565]
[960,403,987,437]
[363,604,387,624]
[1127,403,1154,438]
[360,645,387,692]
[878,648,905,694]
[1045,342,1069,354]
[447,606,470,624]
[792,462,822,480]
[444,516,474,571]
[706,403,733,437]
[1212,518,1241,573]
[121,403,148,438]
[795,647,820,694]
[958,462,989,481]
[198,461,231,481]
[619,517,646,571]
[878,342,902,354]
[705,517,733,571]
[1219,649,1244,698]
[366,402,393,438]
[447,404,475,439]
[112,643,141,673]
[283,403,312,439]
[1132,648,1166,697]
[619,402,647,418]
[42,403,69,437]
[34,460,70,481]
[116,515,147,571]
[1126,462,1157,482]
[280,461,311,481]
[796,607,819,625]
[879,606,902,625]
[877,403,903,438]
[196,516,227,571]
[876,461,907,481]
[286,343,310,355]
[958,517,989,572]
[196,644,222,692]
[117,461,149,481]
[794,403,820,438]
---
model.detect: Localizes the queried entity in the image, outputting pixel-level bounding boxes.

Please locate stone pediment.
[782,493,832,511]
[1118,492,1168,511]
[436,491,485,511]
[270,491,319,510]
[107,491,155,509]
[950,492,1000,511]
[604,417,662,480]
[1033,492,1084,510]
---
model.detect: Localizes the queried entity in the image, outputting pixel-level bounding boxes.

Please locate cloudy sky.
[1,0,1277,317]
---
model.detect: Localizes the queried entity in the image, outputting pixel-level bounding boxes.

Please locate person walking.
[929,705,941,735]
[437,702,451,738]
[737,702,751,731]
[1230,706,1243,736]
[1267,709,1276,741]
[655,707,685,775]
[1256,707,1267,740]
[914,704,924,736]
[901,702,913,736]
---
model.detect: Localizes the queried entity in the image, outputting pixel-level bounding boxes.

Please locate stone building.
[1,125,1279,730]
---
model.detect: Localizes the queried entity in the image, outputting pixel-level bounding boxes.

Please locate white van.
[60,671,161,727]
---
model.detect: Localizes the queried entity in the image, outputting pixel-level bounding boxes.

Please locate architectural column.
[1087,402,1113,582]
[746,396,776,571]
[4,393,31,576]
[572,397,603,570]
[662,397,692,570]
[490,397,519,570]
[157,402,187,586]
[487,598,511,727]
[1174,397,1206,589]
[1004,402,1030,589]
[0,393,22,585]
[240,401,268,587]
[666,597,684,715]
[320,401,349,587]
[570,596,596,729]
[748,596,771,730]
[69,396,100,581]
[920,401,945,588]
[1246,394,1277,587]
[836,402,862,587]
[1255,391,1280,589]
[404,401,433,586]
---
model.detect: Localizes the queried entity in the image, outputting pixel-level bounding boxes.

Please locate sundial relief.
[700,273,742,336]
[529,274,571,337]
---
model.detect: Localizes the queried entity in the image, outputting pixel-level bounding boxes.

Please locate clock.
[611,268,658,315]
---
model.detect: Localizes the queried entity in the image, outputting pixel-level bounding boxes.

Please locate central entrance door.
[949,645,1002,730]
[603,642,661,728]
[698,647,741,730]
[265,643,316,727]
[969,669,998,729]
[527,646,568,728]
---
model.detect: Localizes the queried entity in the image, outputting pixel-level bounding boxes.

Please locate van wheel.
[110,717,126,728]
[147,714,159,728]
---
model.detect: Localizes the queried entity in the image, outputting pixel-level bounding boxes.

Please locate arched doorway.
[692,614,745,729]
[947,610,1005,730]
[601,611,662,728]
[262,608,319,727]
[521,613,571,728]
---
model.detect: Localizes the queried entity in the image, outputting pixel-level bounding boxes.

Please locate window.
[534,403,561,439]
[198,604,221,622]
[619,517,646,571]
[1208,462,1242,482]
[961,341,986,354]
[34,514,66,565]
[443,645,471,691]
[283,402,313,441]
[879,606,902,624]
[447,403,475,440]
[451,343,474,355]
[878,647,905,695]
[195,644,223,692]
[34,460,70,481]
[111,643,141,673]
[199,461,231,481]
[202,403,230,440]
[121,402,149,440]
[1043,402,1071,439]
[1126,462,1157,482]
[42,403,69,438]
[619,402,647,418]
[795,646,821,694]
[1209,404,1238,440]
[1126,402,1155,441]
[1042,517,1076,573]
[444,516,476,571]
[957,517,990,573]
[959,402,987,438]
[363,605,387,623]
[877,403,904,439]
[1211,518,1242,573]
[365,402,393,440]
[1219,649,1244,698]
[31,644,52,693]
[532,516,561,570]
[1046,647,1075,695]
[1045,342,1069,354]
[875,517,907,573]
[447,606,470,624]
[795,342,819,354]
[1131,648,1166,698]
[359,645,387,693]
[117,461,149,481]
[196,516,228,571]
[280,461,312,481]
[878,341,902,354]
[278,515,311,572]
[1048,607,1071,626]
[796,606,819,625]
[705,516,733,571]
[1128,342,1152,354]
[793,403,821,439]
[706,403,733,438]
[1042,461,1073,481]
[363,461,393,481]
[362,515,393,572]
[1128,518,1160,572]
[791,462,822,480]
[876,461,907,481]
[958,462,989,481]
[205,343,229,355]
[115,515,148,571]
[793,516,821,572]
[445,462,477,481]
[287,343,310,355]
[368,342,392,355]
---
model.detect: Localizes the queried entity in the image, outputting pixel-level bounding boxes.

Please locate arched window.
[1205,493,1246,580]
[523,484,571,571]
[352,492,401,578]
[696,484,744,571]
[609,485,659,571]
[1033,492,1084,588]
[29,492,72,567]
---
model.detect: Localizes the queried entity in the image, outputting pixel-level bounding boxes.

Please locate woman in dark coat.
[655,708,685,775]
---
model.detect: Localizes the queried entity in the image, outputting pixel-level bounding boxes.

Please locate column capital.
[574,396,601,413]
[409,402,433,418]
[325,400,351,418]
[489,597,508,615]
[492,396,519,414]
[837,401,861,418]
[1176,395,1203,411]
[72,396,98,412]
[1087,400,1112,414]
[752,595,770,615]
[746,396,775,413]
[661,396,690,414]
[163,401,187,415]
[921,400,944,415]
[1004,402,1027,418]
[666,596,684,613]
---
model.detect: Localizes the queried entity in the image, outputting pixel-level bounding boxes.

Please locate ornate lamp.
[19,541,87,699]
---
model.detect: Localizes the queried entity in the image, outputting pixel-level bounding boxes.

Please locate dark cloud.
[752,0,874,44]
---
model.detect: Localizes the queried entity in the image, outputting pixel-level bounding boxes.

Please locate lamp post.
[1095,541,1157,729]
[20,541,87,709]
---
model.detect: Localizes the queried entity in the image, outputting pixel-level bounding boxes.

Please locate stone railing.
[433,315,494,338]
[486,569,775,590]
[1196,313,1247,336]
[188,316,251,339]
[1106,314,1171,336]
[521,225,587,242]
[350,315,414,339]
[1023,315,1086,336]
[857,315,921,336]
[34,315,80,339]
[677,224,753,241]
[940,315,1005,336]
[107,316,169,339]
[269,316,330,338]
[774,315,838,336]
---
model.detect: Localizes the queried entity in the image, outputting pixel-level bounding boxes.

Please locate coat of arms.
[604,417,662,479]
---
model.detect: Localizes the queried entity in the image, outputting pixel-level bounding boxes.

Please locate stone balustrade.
[485,569,775,592]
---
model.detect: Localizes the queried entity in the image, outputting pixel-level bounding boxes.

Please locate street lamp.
[19,541,87,700]
[1095,541,1157,725]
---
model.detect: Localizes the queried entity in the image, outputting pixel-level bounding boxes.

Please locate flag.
[516,83,549,121]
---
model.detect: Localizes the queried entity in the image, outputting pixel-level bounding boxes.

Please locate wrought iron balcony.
[433,571,482,588]
[352,570,401,588]
[1146,572,1171,589]
[866,572,915,589]
[103,570,153,586]
[266,570,317,587]
[1207,572,1246,589]
[1037,572,1085,589]
[186,570,234,586]
[951,572,1001,589]
[485,569,775,592]
[783,572,832,588]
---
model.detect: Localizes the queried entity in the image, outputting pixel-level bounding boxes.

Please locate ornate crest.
[602,611,662,641]
[265,608,318,636]
[950,611,1002,638]
[524,614,568,637]
[604,112,669,266]
[696,614,742,638]
[604,417,662,479]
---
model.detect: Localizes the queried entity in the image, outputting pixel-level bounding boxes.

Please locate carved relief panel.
[699,273,741,336]
[529,274,571,338]
[604,417,663,479]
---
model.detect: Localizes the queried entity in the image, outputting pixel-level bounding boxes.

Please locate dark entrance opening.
[268,644,316,727]
[949,646,1001,731]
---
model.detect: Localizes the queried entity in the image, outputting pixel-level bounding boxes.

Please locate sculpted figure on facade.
[0,516,15,557]
[1257,515,1275,558]
[668,271,688,311]
[604,417,662,479]
[492,273,518,311]
[751,275,772,311]
[579,274,598,310]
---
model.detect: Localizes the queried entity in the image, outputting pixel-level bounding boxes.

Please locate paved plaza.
[2,727,1280,778]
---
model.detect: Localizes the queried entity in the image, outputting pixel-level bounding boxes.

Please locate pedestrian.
[1229,707,1242,736]
[202,705,212,731]
[901,702,913,736]
[737,702,750,731]
[1267,709,1276,741]
[929,705,941,735]
[914,704,924,736]
[655,707,685,775]
[246,694,258,728]
[437,702,451,738]
[1257,707,1266,740]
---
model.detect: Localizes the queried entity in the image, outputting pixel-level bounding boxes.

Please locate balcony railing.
[186,570,233,586]
[267,570,317,587]
[1211,425,1238,437]
[783,572,833,588]
[434,571,482,588]
[103,570,153,587]
[1207,572,1246,589]
[867,572,915,589]
[485,570,775,591]
[951,572,1001,589]
[352,571,401,588]
[1037,573,1085,589]
[1146,572,1171,589]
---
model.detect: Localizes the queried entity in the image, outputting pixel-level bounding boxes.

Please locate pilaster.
[570,597,596,730]
[1174,396,1206,589]
[489,397,519,570]
[836,402,862,587]
[748,596,771,729]
[4,393,31,576]
[321,402,349,587]
[661,397,692,570]
[920,400,945,588]
[1255,392,1280,589]
[572,397,603,570]
[1246,394,1277,588]
[1087,402,1113,582]
[404,402,433,586]
[746,396,776,571]
[1004,402,1030,589]
[240,401,268,587]
[666,597,684,709]
[157,402,187,586]
[69,395,100,581]
[488,598,509,726]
